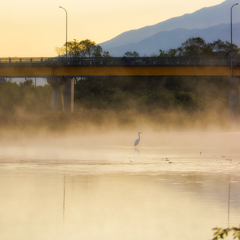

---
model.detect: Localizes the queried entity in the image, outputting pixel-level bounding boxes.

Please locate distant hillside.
[100,0,240,52]
[106,22,240,56]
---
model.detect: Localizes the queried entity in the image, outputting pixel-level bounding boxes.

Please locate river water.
[0,131,240,240]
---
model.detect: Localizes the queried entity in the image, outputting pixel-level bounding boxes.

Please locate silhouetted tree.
[211,39,239,57]
[161,37,240,57]
[159,49,167,57]
[123,51,139,57]
[181,37,206,56]
[167,49,178,57]
[132,51,139,57]
[55,46,66,56]
[79,39,97,57]
[176,47,184,56]
[92,45,103,57]
[55,39,108,57]
[103,51,111,57]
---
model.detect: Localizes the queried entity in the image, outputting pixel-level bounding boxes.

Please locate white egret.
[134,132,142,147]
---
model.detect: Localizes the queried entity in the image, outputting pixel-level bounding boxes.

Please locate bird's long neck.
[138,134,140,140]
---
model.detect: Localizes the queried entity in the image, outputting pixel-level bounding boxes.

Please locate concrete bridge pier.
[228,77,240,121]
[47,77,74,112]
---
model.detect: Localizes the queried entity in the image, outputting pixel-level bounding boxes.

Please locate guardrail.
[0,57,239,66]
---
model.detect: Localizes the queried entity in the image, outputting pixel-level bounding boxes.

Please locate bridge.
[1,57,240,115]
[0,56,240,77]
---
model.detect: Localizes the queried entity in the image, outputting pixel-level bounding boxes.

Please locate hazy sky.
[1,0,225,57]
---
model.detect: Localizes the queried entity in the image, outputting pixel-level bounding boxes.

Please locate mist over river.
[0,131,240,240]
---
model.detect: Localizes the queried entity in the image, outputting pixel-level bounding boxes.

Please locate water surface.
[0,131,240,240]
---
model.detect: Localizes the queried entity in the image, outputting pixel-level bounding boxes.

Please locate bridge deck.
[0,57,239,77]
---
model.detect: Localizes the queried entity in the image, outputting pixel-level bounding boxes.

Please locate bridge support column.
[71,78,74,113]
[47,77,74,112]
[228,77,240,121]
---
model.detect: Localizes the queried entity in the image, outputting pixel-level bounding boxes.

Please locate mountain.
[105,22,240,56]
[100,0,240,53]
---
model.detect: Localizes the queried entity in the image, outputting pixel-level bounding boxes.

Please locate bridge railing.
[0,57,239,66]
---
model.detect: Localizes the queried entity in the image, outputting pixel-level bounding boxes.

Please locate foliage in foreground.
[212,227,240,240]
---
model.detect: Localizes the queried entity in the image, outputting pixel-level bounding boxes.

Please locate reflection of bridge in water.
[0,57,240,114]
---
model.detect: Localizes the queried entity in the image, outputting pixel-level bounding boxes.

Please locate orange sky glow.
[0,0,225,57]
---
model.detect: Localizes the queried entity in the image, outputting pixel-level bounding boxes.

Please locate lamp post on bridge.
[59,6,68,58]
[231,3,238,68]
[228,3,240,120]
[58,6,74,113]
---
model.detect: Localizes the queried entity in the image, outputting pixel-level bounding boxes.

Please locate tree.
[181,37,206,56]
[56,39,104,57]
[163,38,240,57]
[132,51,139,57]
[123,51,140,57]
[124,51,133,57]
[92,45,103,57]
[211,39,239,57]
[159,49,167,57]
[80,39,96,57]
[201,42,214,57]
[64,39,84,57]
[176,47,184,56]
[103,51,111,57]
[211,39,227,57]
[55,46,66,56]
[167,49,178,57]
[55,40,83,57]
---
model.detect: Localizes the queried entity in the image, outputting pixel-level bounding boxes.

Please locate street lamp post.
[59,6,68,58]
[231,3,238,67]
